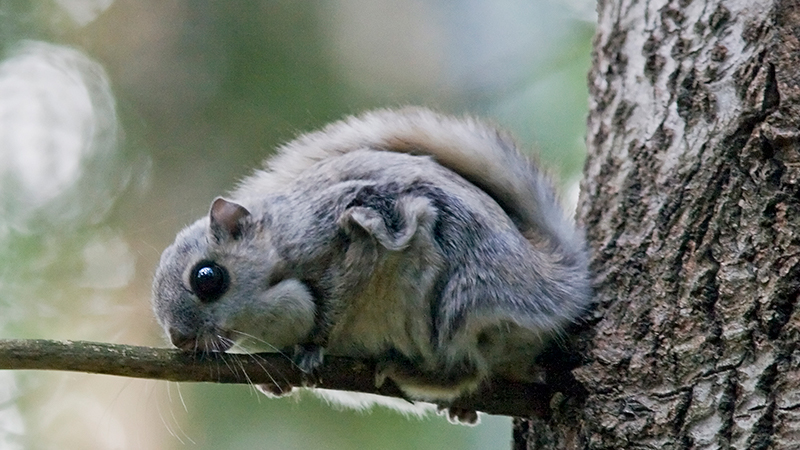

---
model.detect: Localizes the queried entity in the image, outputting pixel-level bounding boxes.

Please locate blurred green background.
[0,1,593,449]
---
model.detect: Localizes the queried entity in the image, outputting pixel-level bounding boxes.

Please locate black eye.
[190,261,229,302]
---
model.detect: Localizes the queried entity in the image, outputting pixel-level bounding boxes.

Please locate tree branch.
[0,339,556,418]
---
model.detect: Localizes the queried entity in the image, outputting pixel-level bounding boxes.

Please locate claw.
[256,382,294,397]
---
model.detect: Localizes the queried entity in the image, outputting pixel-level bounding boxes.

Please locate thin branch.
[0,339,555,418]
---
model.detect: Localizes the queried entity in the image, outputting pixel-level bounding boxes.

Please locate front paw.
[256,381,294,397]
[293,344,325,374]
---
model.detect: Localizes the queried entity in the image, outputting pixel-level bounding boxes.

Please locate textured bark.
[515,0,800,448]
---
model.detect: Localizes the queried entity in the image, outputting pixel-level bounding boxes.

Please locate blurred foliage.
[0,1,593,449]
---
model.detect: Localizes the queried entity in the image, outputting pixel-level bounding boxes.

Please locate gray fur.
[152,108,591,418]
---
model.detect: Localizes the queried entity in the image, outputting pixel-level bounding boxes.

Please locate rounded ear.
[339,196,437,251]
[209,197,252,242]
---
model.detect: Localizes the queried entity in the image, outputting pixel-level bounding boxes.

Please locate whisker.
[216,347,240,379]
[228,341,284,391]
[223,340,252,380]
[227,332,294,395]
[204,335,236,381]
[175,382,189,413]
[232,353,259,397]
[167,384,196,445]
[245,353,287,395]
[228,329,301,370]
[158,383,185,445]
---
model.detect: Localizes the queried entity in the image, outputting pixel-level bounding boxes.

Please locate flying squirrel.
[151,107,591,423]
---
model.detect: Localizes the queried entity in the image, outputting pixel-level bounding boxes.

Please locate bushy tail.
[236,107,585,260]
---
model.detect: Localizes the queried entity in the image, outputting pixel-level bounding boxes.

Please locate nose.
[168,328,197,350]
[169,328,233,352]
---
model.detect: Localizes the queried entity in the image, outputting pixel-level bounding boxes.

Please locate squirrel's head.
[151,197,316,354]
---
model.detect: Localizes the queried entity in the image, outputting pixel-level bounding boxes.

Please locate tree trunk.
[514,0,800,448]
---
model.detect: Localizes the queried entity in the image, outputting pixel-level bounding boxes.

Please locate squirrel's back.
[234,107,585,262]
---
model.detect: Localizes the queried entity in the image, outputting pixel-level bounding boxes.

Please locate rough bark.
[515,0,800,448]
